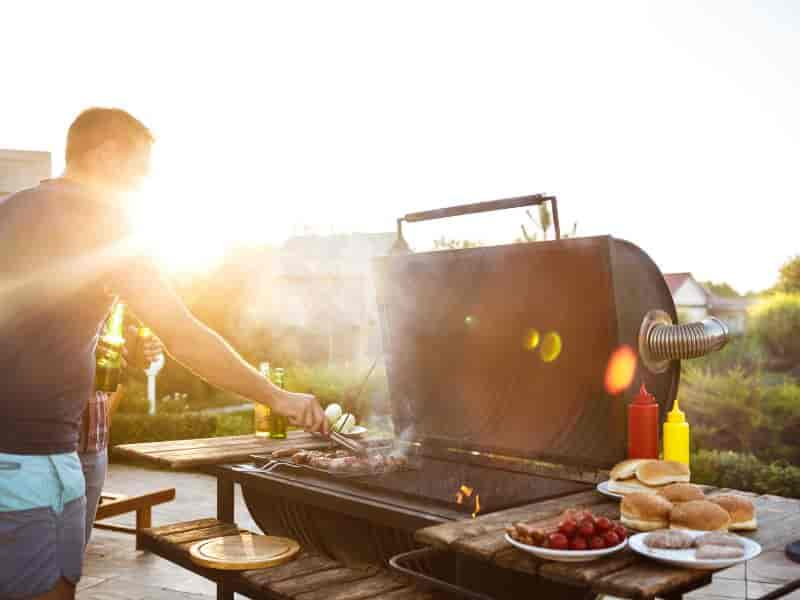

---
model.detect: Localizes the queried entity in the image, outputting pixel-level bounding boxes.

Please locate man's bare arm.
[116,265,328,433]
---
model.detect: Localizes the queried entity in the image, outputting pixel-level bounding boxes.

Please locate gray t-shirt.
[0,178,159,454]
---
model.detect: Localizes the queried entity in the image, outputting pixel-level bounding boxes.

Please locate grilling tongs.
[329,429,368,457]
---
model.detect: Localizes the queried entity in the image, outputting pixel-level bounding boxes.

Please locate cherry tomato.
[604,531,621,547]
[579,522,596,538]
[613,525,627,541]
[548,533,569,551]
[590,536,606,550]
[558,519,578,537]
[569,536,588,551]
[595,517,612,532]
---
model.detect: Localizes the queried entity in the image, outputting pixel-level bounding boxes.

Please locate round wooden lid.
[189,533,300,570]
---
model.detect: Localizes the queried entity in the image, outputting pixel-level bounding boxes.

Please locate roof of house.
[663,273,693,295]
[663,272,755,313]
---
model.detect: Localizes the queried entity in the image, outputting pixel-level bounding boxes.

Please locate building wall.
[673,280,708,309]
[0,150,51,196]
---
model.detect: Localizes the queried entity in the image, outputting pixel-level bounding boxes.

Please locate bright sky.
[2,1,798,291]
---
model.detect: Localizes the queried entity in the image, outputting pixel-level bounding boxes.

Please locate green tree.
[778,255,800,293]
[750,293,800,366]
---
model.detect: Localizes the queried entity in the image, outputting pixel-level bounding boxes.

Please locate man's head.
[65,108,154,194]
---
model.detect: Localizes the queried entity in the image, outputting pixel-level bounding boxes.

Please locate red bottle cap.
[632,383,656,405]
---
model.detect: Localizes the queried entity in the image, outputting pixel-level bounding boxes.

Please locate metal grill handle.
[639,309,730,374]
[392,194,559,253]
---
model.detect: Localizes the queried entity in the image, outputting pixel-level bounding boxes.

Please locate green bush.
[687,335,765,375]
[115,379,150,414]
[680,365,800,465]
[750,293,800,365]
[110,413,217,446]
[679,366,763,453]
[213,411,254,437]
[691,450,800,498]
[285,362,389,418]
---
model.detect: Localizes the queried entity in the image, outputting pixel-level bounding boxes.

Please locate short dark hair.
[66,108,154,168]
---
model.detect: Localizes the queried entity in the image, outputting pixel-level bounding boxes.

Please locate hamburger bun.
[610,459,653,481]
[621,493,674,531]
[636,460,690,487]
[657,483,705,504]
[670,500,731,532]
[709,495,757,531]
[607,477,663,495]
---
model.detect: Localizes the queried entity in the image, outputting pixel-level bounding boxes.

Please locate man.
[79,324,163,546]
[0,107,328,600]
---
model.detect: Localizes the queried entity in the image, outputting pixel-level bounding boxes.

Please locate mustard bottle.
[663,398,690,465]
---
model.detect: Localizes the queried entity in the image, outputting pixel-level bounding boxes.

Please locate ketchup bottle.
[628,383,659,459]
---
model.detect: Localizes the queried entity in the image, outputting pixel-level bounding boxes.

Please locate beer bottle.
[132,326,153,370]
[254,362,271,438]
[95,302,126,392]
[269,367,288,439]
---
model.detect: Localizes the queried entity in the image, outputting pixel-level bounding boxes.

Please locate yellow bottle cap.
[667,398,686,424]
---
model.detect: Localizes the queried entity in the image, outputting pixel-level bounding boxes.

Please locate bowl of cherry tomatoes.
[505,509,628,562]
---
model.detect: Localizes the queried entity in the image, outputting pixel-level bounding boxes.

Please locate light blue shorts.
[0,452,86,597]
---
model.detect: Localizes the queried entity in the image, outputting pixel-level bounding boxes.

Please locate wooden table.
[415,488,800,600]
[115,435,800,599]
[114,431,336,469]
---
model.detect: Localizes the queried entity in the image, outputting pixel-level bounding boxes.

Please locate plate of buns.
[629,529,761,570]
[598,459,690,497]
[620,487,758,532]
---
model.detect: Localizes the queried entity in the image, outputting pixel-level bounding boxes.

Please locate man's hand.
[270,390,329,435]
[126,325,164,370]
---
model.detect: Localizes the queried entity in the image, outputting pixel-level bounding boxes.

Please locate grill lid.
[374,234,679,471]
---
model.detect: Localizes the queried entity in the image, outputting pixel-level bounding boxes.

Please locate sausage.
[271,447,302,459]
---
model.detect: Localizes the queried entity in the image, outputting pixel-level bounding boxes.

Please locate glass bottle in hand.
[95,302,126,392]
[254,362,271,437]
[269,367,288,439]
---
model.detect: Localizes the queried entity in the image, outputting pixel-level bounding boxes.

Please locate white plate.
[505,533,627,562]
[340,426,368,438]
[628,530,762,570]
[596,480,624,499]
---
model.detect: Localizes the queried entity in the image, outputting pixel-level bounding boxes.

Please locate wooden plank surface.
[269,566,381,597]
[414,490,605,548]
[114,431,392,469]
[141,518,437,600]
[415,488,800,600]
[294,572,407,600]
[114,431,330,468]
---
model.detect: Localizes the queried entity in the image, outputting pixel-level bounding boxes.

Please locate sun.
[126,178,232,274]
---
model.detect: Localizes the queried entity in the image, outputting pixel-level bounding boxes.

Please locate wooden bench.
[93,488,176,548]
[138,518,448,600]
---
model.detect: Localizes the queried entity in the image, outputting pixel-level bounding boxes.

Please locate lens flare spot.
[540,332,562,363]
[605,345,638,395]
[464,315,478,328]
[524,329,541,351]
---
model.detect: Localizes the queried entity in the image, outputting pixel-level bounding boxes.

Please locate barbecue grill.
[237,195,729,598]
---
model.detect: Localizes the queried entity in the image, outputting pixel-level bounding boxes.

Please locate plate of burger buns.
[597,458,692,498]
[607,461,762,569]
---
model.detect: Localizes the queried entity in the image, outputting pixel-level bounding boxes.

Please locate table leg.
[217,582,234,600]
[135,507,152,550]
[217,477,235,524]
